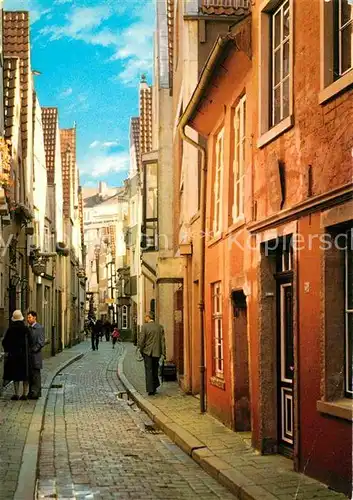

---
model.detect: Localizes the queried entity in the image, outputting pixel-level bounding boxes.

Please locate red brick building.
[180,1,352,495]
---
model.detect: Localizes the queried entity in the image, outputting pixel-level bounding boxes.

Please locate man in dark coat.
[27,311,45,400]
[138,313,166,396]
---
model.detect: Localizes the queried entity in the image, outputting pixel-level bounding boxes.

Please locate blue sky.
[4,0,154,187]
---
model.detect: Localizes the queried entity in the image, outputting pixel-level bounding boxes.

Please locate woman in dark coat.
[2,310,32,400]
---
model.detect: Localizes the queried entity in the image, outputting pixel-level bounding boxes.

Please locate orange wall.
[298,215,352,494]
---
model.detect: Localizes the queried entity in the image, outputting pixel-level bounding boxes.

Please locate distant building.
[83,182,128,330]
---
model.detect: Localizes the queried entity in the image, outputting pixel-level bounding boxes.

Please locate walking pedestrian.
[112,326,120,348]
[89,316,99,351]
[138,313,166,396]
[2,310,32,400]
[27,311,45,400]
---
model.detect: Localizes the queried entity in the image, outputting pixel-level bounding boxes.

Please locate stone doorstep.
[13,351,86,500]
[119,348,348,500]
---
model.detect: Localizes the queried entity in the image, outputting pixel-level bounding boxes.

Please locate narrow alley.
[36,342,237,500]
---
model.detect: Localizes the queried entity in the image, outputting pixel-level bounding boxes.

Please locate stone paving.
[0,342,90,500]
[37,340,238,500]
[122,343,348,500]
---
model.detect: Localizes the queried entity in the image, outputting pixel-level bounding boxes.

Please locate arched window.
[122,305,128,330]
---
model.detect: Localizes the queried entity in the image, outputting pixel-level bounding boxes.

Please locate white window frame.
[337,0,353,77]
[320,0,353,103]
[271,0,290,126]
[258,0,294,148]
[345,228,353,398]
[122,305,128,330]
[232,96,246,223]
[213,128,224,236]
[212,282,224,378]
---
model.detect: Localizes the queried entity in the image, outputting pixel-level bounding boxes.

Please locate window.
[335,0,353,78]
[271,1,290,126]
[320,0,353,103]
[258,0,293,147]
[142,162,158,251]
[232,96,246,223]
[212,282,224,377]
[213,129,224,235]
[122,305,128,329]
[44,226,51,252]
[345,228,353,397]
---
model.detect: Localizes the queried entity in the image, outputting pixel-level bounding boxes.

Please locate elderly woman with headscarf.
[2,310,32,400]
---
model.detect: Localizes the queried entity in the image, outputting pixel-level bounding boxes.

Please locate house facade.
[83,183,128,331]
[179,0,352,495]
[0,10,86,381]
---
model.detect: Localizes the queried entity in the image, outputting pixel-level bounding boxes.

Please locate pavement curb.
[13,351,86,500]
[117,347,266,500]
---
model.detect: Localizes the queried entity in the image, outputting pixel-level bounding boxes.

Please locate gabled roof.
[139,82,153,155]
[167,0,174,89]
[3,11,31,162]
[130,116,141,172]
[3,57,20,141]
[60,128,76,217]
[42,107,58,184]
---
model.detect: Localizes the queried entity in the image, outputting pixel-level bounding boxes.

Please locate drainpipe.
[180,129,207,413]
[178,35,230,413]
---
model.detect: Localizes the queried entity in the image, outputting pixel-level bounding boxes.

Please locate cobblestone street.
[37,341,238,500]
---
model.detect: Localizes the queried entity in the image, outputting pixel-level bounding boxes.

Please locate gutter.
[177,35,231,414]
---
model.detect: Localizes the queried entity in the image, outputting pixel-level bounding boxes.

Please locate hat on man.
[11,310,24,322]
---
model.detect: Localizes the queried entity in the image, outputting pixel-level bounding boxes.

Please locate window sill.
[207,233,223,248]
[257,115,294,149]
[316,399,353,422]
[210,376,225,390]
[319,71,353,105]
[226,216,245,236]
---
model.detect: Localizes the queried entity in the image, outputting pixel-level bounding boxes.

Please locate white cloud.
[38,1,154,84]
[81,152,129,178]
[118,58,153,86]
[59,87,73,98]
[89,140,119,149]
[54,0,72,4]
[40,6,112,42]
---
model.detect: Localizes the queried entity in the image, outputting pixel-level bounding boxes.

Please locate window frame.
[212,282,224,378]
[232,96,246,223]
[213,128,224,236]
[320,0,353,104]
[122,305,128,330]
[271,0,291,127]
[345,228,353,398]
[258,0,294,148]
[336,0,353,78]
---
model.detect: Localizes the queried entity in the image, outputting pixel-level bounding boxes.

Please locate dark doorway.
[231,290,251,431]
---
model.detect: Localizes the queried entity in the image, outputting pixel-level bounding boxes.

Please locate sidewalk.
[119,343,348,500]
[0,340,91,500]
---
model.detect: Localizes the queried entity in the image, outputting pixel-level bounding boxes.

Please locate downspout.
[179,126,207,413]
[178,35,230,413]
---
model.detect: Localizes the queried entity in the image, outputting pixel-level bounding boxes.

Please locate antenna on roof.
[73,121,77,129]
